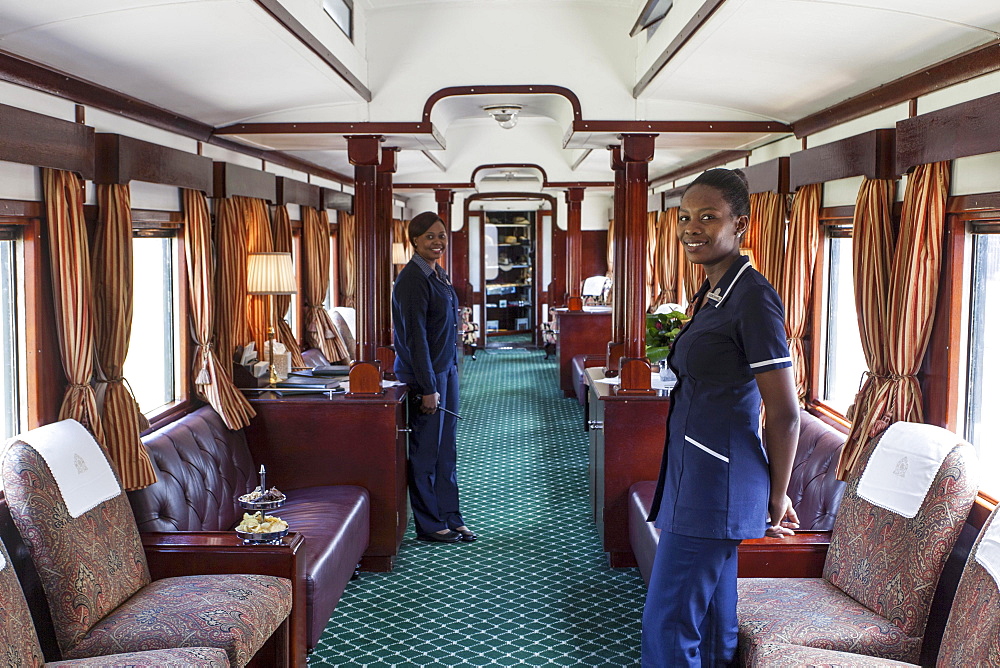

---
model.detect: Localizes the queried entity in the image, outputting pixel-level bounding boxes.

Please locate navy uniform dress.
[641,255,792,667]
[392,254,465,536]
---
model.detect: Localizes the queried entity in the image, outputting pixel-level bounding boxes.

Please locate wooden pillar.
[376,147,398,377]
[347,134,384,395]
[616,133,657,395]
[566,187,584,311]
[606,146,626,376]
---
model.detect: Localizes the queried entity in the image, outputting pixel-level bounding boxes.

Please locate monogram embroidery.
[892,456,908,478]
[74,453,88,474]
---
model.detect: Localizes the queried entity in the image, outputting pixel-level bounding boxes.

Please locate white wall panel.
[0,161,40,201]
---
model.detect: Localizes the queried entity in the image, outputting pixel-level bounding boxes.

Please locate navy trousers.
[405,364,464,535]
[641,532,741,667]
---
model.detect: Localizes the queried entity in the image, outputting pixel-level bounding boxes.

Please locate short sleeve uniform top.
[648,255,792,540]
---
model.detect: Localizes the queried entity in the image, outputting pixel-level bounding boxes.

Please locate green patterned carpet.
[310,349,646,666]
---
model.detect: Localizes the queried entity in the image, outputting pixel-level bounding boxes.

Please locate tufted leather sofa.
[628,409,847,584]
[127,405,370,656]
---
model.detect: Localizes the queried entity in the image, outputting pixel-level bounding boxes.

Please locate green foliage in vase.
[645,310,690,363]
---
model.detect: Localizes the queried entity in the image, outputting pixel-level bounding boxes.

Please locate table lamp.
[247,252,297,386]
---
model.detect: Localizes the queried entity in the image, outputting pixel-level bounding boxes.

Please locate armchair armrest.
[141,531,307,668]
[737,530,831,578]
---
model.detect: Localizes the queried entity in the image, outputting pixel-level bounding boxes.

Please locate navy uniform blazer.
[391,256,458,396]
[649,255,792,540]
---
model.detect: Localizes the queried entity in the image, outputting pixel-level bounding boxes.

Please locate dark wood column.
[566,187,584,310]
[438,188,470,306]
[347,134,384,395]
[606,146,626,376]
[376,147,398,377]
[616,134,657,394]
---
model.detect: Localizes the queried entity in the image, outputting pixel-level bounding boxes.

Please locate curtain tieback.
[67,383,92,391]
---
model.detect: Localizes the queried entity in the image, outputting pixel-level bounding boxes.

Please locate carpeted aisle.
[310,348,646,666]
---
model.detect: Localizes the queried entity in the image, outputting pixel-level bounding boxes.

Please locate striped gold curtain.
[651,209,679,308]
[393,218,411,264]
[838,162,950,478]
[606,215,616,283]
[780,184,821,404]
[645,211,659,311]
[304,207,349,362]
[272,205,305,368]
[182,189,255,429]
[241,197,273,354]
[749,191,787,288]
[42,168,104,443]
[93,183,155,490]
[214,197,251,364]
[683,258,705,306]
[338,210,357,308]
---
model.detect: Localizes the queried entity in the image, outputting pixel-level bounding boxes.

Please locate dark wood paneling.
[737,533,830,577]
[423,85,583,123]
[321,188,353,211]
[793,41,1000,138]
[649,149,750,188]
[244,389,409,570]
[556,309,613,395]
[790,129,896,190]
[277,176,320,208]
[0,103,94,178]
[581,230,608,280]
[0,50,352,186]
[896,92,1000,174]
[95,133,213,191]
[213,162,277,201]
[573,119,790,134]
[744,156,789,194]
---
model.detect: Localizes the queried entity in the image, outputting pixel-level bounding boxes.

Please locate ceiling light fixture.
[483,104,522,130]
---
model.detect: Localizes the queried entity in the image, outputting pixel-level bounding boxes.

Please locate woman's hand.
[765,494,799,538]
[420,392,440,414]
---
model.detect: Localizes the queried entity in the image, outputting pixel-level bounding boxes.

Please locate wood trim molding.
[321,188,353,211]
[213,162,276,202]
[276,176,320,209]
[422,85,583,123]
[792,41,1000,139]
[573,120,790,134]
[0,49,352,186]
[789,129,896,190]
[661,185,685,209]
[633,0,728,97]
[0,103,95,178]
[896,92,1000,174]
[251,0,371,102]
[743,157,789,194]
[95,133,212,191]
[649,149,750,188]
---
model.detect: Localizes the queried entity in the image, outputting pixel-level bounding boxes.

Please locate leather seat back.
[786,410,847,531]
[130,406,256,532]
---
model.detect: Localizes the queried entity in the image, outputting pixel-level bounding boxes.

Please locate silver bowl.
[238,497,286,511]
[235,527,289,545]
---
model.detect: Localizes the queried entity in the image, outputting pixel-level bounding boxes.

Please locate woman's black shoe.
[417,530,461,543]
[454,527,477,542]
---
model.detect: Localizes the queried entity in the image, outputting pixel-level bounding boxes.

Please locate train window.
[322,0,353,40]
[965,226,1000,496]
[0,228,24,443]
[124,232,178,415]
[821,228,867,414]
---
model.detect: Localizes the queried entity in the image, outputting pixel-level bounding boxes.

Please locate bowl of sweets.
[235,511,289,544]
[238,485,286,511]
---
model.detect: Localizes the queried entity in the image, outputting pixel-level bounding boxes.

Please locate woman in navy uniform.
[641,169,800,666]
[392,212,476,543]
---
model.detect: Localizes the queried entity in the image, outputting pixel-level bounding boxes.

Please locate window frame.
[129,211,192,428]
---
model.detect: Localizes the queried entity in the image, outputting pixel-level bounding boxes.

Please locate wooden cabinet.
[243,387,409,572]
[587,367,670,567]
[555,307,612,396]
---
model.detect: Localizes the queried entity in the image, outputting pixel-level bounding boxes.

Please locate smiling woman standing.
[641,169,800,666]
[392,211,476,544]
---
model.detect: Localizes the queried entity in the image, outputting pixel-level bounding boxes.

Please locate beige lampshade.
[247,252,296,295]
[392,242,409,265]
